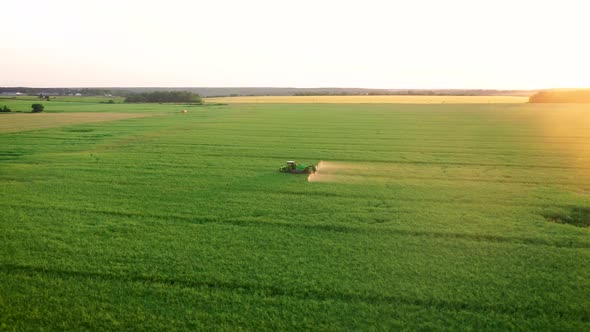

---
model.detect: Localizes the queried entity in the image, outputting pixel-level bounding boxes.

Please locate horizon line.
[0,86,565,91]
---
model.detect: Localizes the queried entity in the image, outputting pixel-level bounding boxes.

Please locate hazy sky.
[1,0,589,89]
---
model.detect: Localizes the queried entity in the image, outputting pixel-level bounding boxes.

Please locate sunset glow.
[2,0,589,89]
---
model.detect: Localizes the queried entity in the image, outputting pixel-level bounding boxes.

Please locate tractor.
[279,161,317,174]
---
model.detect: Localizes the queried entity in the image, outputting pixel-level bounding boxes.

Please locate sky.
[1,0,589,89]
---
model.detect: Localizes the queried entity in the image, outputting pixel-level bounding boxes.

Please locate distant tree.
[80,88,112,96]
[31,104,44,113]
[124,91,202,104]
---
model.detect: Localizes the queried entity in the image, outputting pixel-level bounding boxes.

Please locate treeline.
[118,88,534,97]
[2,87,536,97]
[0,87,113,96]
[295,92,356,96]
[529,90,590,103]
[80,88,112,96]
[295,89,533,96]
[124,91,202,103]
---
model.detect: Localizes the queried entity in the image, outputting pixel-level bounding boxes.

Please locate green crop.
[1,100,589,330]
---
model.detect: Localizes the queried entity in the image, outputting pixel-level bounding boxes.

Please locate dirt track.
[0,113,152,133]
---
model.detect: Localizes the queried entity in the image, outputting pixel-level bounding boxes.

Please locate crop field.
[205,95,529,104]
[1,99,589,330]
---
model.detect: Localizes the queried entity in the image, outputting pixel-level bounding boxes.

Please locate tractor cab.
[286,160,296,171]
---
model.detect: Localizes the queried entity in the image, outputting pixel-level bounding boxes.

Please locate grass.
[0,98,212,114]
[204,95,529,104]
[0,99,589,330]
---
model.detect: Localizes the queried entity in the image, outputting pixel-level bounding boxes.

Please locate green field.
[1,99,589,330]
